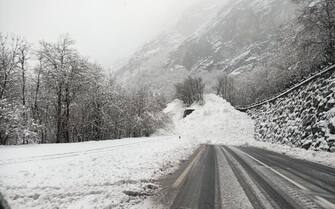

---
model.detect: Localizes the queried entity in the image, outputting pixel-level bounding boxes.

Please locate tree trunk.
[0,72,8,100]
[20,57,27,144]
[56,83,63,143]
[21,60,26,106]
[42,104,49,144]
[33,65,41,119]
[64,84,70,143]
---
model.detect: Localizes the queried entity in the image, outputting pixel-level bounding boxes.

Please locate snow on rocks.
[248,70,335,152]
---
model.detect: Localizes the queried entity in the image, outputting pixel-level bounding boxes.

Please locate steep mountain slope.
[169,0,296,70]
[116,0,299,103]
[168,0,299,104]
[116,32,188,97]
[115,0,231,98]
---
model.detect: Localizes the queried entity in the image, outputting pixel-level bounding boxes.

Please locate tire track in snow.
[0,137,172,166]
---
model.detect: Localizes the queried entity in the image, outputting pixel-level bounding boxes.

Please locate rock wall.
[247,69,335,152]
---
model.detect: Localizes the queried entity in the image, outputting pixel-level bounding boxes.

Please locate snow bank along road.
[168,145,335,209]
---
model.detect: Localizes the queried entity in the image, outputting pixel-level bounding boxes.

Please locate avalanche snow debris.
[164,94,255,145]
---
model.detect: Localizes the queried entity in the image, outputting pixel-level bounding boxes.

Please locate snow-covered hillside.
[115,0,231,99]
[116,0,299,103]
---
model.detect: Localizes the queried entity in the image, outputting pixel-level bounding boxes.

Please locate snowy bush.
[0,99,39,145]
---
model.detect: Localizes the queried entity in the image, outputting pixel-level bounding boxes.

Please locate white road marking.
[241,150,335,209]
[172,146,204,188]
[314,196,335,209]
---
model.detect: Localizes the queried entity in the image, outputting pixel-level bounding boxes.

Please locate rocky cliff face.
[116,0,299,103]
[169,0,297,71]
[248,69,335,152]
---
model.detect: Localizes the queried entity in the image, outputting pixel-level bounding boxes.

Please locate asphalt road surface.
[169,145,335,209]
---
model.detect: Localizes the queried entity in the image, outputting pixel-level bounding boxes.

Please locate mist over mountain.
[116,0,299,104]
[115,0,231,98]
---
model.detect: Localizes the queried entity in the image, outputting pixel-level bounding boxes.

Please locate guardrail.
[236,64,335,112]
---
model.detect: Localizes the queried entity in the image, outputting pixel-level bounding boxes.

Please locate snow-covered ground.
[1,94,334,209]
[0,137,197,209]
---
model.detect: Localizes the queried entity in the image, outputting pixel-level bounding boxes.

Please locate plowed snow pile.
[164,94,255,145]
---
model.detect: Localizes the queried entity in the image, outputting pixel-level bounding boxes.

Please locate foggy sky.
[0,0,199,68]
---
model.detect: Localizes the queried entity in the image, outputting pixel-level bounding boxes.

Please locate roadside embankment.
[247,68,335,152]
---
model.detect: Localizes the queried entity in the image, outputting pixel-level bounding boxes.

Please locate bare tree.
[175,76,205,106]
[296,0,335,68]
[0,34,20,100]
[17,39,30,106]
[0,34,169,145]
[39,35,76,143]
[215,74,229,99]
